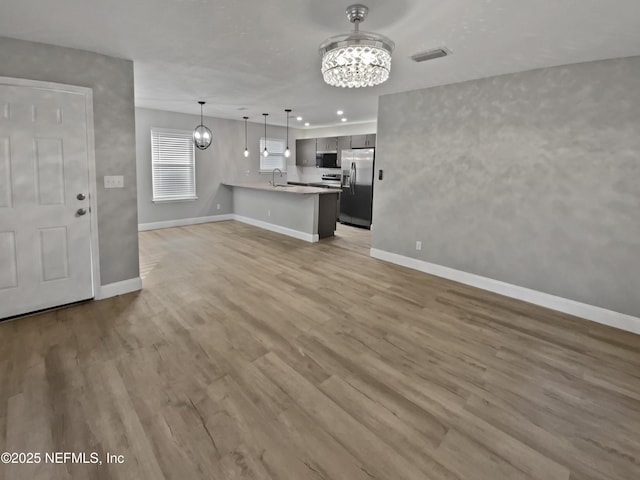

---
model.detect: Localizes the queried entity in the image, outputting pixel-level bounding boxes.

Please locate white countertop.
[223,182,341,195]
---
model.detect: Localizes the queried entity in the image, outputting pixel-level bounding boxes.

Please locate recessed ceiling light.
[337,110,344,115]
[296,116,303,121]
[304,122,310,127]
[341,118,347,122]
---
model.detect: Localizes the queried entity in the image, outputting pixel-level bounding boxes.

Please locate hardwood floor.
[324,223,371,255]
[1,220,640,480]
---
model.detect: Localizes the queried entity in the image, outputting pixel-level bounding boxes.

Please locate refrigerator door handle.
[351,163,356,195]
[349,163,353,193]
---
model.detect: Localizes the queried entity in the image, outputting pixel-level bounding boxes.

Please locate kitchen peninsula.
[222,183,340,242]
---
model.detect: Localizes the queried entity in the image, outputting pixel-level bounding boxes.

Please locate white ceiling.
[2,0,640,128]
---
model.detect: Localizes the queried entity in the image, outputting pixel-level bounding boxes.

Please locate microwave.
[316,152,339,169]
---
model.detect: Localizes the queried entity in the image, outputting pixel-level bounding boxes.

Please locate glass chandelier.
[193,101,212,150]
[319,4,395,88]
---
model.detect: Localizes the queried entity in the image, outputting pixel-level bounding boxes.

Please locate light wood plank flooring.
[1,220,640,480]
[326,223,371,255]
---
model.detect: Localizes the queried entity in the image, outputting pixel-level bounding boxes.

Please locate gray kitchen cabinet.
[316,136,338,152]
[337,136,351,166]
[366,134,376,147]
[350,133,376,148]
[350,134,367,148]
[296,138,316,166]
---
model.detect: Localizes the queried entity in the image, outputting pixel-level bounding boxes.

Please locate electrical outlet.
[415,241,422,251]
[267,209,271,217]
[104,175,124,188]
[216,203,221,210]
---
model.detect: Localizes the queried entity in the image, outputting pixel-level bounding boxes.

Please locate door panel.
[365,134,376,147]
[34,138,65,205]
[339,190,353,225]
[0,231,18,289]
[296,138,316,166]
[39,226,70,281]
[0,137,11,208]
[339,152,353,224]
[0,84,93,319]
[350,184,373,227]
[337,136,351,167]
[350,135,367,148]
[350,150,374,226]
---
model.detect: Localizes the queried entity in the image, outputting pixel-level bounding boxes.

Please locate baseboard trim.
[234,215,319,243]
[138,214,233,231]
[139,213,318,243]
[96,277,142,300]
[370,248,640,335]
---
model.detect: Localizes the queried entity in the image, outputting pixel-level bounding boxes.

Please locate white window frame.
[259,137,287,173]
[151,128,198,203]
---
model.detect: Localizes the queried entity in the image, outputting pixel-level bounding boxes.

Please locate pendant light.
[243,116,250,157]
[193,101,212,150]
[284,109,291,158]
[319,4,395,88]
[262,113,269,157]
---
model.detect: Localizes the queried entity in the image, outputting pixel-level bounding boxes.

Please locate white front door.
[0,82,94,319]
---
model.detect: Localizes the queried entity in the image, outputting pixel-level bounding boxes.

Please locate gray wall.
[0,36,138,286]
[136,107,298,224]
[373,56,640,317]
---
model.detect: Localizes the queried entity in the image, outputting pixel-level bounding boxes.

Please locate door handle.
[351,164,356,195]
[76,208,87,216]
[349,164,354,193]
[77,193,86,200]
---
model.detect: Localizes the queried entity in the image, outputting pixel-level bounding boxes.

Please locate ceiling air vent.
[411,47,450,63]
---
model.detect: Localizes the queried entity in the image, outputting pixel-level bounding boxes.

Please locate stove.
[311,173,342,188]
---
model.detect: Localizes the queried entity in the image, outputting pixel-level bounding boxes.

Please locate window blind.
[151,128,197,202]
[260,137,286,172]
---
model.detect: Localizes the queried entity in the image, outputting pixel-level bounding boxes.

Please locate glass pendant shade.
[284,108,291,158]
[193,101,212,150]
[320,4,394,88]
[242,116,249,157]
[193,125,212,150]
[262,113,269,157]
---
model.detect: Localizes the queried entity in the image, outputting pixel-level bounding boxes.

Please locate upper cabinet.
[296,133,376,167]
[296,138,317,166]
[316,136,338,152]
[337,136,352,165]
[350,134,376,148]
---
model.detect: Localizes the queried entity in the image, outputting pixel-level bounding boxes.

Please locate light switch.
[104,175,124,188]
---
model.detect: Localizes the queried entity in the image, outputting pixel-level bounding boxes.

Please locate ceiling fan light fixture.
[319,4,395,88]
[193,101,212,150]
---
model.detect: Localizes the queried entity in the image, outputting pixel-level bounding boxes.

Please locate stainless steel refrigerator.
[340,148,374,228]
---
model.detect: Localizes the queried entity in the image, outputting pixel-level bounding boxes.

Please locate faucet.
[271,168,283,187]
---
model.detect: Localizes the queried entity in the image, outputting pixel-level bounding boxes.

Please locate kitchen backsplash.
[292,166,342,183]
